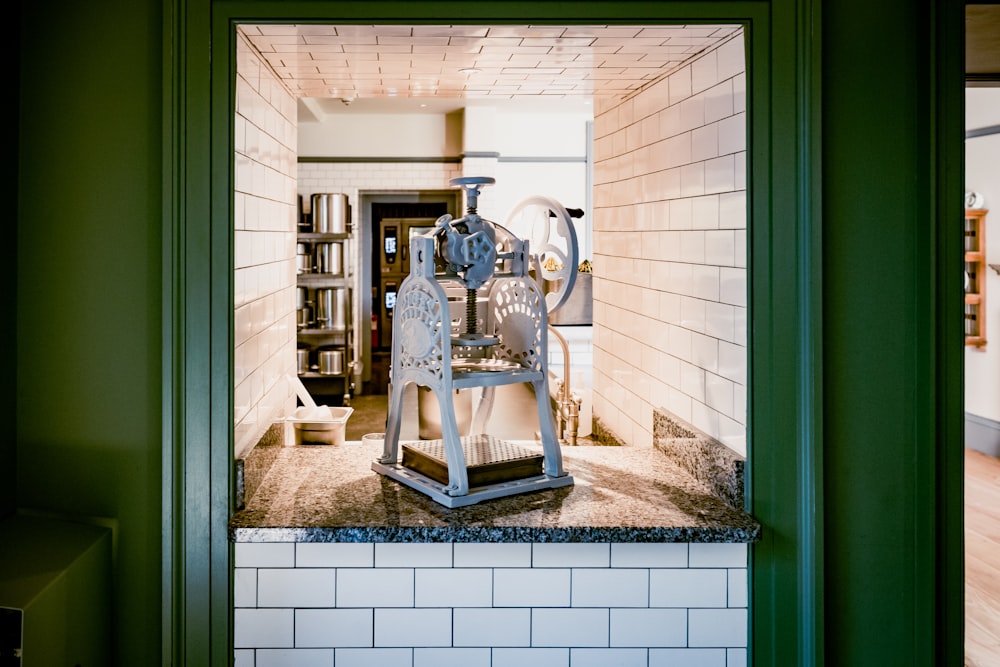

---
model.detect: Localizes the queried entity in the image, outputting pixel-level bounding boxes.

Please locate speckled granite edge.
[653,409,745,511]
[591,415,625,446]
[232,524,759,544]
[235,422,285,510]
[229,443,760,545]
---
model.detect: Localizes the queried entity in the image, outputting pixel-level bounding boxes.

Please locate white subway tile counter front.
[230,440,757,667]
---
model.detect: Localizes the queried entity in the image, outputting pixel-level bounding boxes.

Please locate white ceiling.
[239,23,742,118]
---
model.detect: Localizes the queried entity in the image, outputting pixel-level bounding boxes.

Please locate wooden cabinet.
[966,209,988,347]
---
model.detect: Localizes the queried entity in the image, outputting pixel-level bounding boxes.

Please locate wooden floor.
[966,448,1000,667]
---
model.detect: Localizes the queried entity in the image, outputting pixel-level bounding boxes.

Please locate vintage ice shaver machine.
[372,176,580,507]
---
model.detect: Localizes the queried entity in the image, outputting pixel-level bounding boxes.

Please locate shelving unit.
[965,208,988,347]
[297,198,355,404]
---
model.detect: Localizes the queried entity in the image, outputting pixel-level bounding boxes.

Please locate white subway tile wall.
[296,163,463,224]
[454,542,532,568]
[592,32,747,455]
[296,159,586,238]
[234,29,300,459]
[233,542,748,666]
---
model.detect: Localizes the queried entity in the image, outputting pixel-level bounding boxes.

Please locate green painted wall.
[13,0,964,665]
[16,0,163,663]
[3,4,19,520]
[821,1,964,664]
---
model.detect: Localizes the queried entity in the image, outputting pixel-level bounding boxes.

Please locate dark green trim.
[212,9,238,665]
[932,1,966,663]
[219,1,757,23]
[161,0,180,660]
[794,0,825,662]
[745,1,824,663]
[801,0,825,657]
[187,0,217,657]
[166,0,232,661]
[2,0,18,522]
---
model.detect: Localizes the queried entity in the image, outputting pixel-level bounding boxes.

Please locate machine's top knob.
[451,176,495,213]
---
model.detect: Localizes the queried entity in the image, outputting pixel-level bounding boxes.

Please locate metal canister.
[329,242,343,274]
[296,243,312,274]
[315,288,347,330]
[296,307,312,330]
[315,242,343,275]
[311,193,348,234]
[330,288,347,329]
[318,348,344,375]
[298,195,310,232]
[296,348,310,374]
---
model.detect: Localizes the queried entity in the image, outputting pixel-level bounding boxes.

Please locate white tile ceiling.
[241,23,741,106]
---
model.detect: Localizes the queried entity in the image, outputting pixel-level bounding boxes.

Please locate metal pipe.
[547,325,582,445]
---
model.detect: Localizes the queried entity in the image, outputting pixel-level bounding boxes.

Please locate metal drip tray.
[451,358,524,373]
[402,435,544,487]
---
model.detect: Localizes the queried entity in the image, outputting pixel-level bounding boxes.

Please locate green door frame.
[163,1,964,664]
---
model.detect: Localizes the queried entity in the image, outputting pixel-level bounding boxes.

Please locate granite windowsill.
[229,440,760,544]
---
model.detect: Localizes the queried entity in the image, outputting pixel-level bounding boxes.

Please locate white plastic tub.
[288,405,354,446]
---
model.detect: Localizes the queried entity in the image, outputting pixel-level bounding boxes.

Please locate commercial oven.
[375,218,439,348]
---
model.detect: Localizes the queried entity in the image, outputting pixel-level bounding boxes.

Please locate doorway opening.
[962,85,1000,667]
[363,192,462,393]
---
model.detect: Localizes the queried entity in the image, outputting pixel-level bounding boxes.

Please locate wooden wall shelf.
[966,208,988,347]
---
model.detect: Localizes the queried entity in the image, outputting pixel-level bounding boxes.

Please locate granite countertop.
[230,440,760,544]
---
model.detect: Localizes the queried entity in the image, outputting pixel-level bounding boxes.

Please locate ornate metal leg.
[533,377,567,478]
[435,386,470,496]
[379,381,406,464]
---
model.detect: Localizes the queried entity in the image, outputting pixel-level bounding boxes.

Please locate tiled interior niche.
[232,27,751,667]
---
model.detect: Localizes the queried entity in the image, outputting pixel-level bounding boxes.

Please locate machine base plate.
[373,435,573,508]
[401,435,544,487]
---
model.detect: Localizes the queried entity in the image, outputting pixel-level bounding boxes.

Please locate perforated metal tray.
[401,435,544,487]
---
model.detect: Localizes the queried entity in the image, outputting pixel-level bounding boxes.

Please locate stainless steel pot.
[296,348,310,374]
[296,307,313,330]
[298,195,310,232]
[311,194,348,234]
[315,288,347,330]
[296,244,312,274]
[315,242,343,275]
[318,349,345,375]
